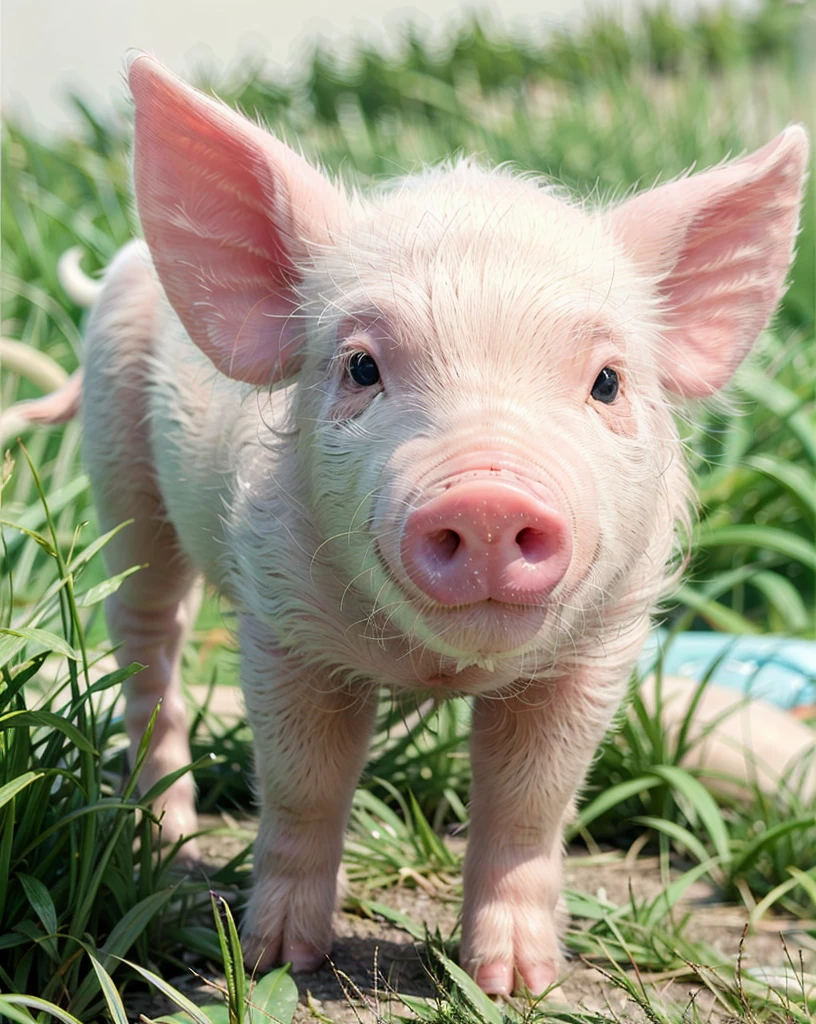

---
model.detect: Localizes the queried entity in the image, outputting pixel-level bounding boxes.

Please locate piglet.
[17,55,807,994]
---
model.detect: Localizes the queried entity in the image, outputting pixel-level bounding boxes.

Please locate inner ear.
[608,127,808,398]
[129,54,349,386]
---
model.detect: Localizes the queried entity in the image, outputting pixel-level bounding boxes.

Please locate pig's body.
[18,55,806,997]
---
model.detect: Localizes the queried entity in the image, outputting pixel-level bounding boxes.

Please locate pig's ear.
[128,54,348,385]
[609,127,808,398]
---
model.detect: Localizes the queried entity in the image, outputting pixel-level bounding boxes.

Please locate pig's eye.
[590,367,619,404]
[347,351,381,387]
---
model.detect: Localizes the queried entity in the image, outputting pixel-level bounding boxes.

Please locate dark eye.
[347,351,381,387]
[590,367,619,404]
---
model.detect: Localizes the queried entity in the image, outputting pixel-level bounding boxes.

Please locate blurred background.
[2,0,774,134]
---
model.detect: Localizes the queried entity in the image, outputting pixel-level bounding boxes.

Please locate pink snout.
[401,479,572,606]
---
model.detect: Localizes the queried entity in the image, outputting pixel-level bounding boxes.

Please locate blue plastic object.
[640,631,816,710]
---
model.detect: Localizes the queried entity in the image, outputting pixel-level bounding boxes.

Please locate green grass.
[2,1,816,1019]
[0,452,202,1014]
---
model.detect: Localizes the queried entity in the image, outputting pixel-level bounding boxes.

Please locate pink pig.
[18,55,807,995]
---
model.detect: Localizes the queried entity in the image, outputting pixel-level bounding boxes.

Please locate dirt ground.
[126,814,816,1023]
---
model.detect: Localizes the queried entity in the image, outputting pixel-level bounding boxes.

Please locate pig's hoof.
[168,837,202,866]
[461,868,564,995]
[473,960,558,996]
[242,873,335,975]
[153,819,202,864]
[243,932,327,974]
[153,789,200,857]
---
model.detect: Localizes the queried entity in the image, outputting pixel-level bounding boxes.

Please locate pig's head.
[129,56,807,688]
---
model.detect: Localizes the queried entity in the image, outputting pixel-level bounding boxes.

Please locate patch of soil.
[131,817,816,1023]
[562,856,816,1020]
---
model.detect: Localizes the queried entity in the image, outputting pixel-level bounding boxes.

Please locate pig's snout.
[401,478,571,606]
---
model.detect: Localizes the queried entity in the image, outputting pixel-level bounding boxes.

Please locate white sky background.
[3,0,756,136]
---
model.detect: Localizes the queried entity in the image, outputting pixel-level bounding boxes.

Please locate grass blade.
[89,954,129,1024]
[650,765,732,866]
[0,995,85,1024]
[433,950,504,1024]
[0,771,44,810]
[120,958,218,1024]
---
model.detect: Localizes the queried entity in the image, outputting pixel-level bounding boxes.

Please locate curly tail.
[57,247,104,307]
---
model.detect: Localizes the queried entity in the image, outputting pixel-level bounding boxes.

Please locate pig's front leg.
[461,665,630,995]
[239,615,378,973]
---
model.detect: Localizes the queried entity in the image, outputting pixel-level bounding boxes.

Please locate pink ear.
[128,55,348,385]
[610,127,808,397]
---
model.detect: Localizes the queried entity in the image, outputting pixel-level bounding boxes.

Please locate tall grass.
[0,452,197,1013]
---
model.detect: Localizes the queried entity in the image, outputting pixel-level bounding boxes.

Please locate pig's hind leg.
[82,242,201,851]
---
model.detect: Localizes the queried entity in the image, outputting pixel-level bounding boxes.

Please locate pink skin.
[400,476,571,606]
[15,55,807,995]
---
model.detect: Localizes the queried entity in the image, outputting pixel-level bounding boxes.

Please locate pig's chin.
[415,600,550,657]
[367,552,561,687]
[402,602,556,694]
[371,593,562,690]
[380,594,557,690]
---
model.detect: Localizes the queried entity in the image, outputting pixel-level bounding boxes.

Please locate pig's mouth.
[371,539,560,661]
[408,595,553,655]
[379,595,563,693]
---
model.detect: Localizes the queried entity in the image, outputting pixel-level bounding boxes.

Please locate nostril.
[400,482,573,606]
[425,528,461,566]
[515,527,557,564]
